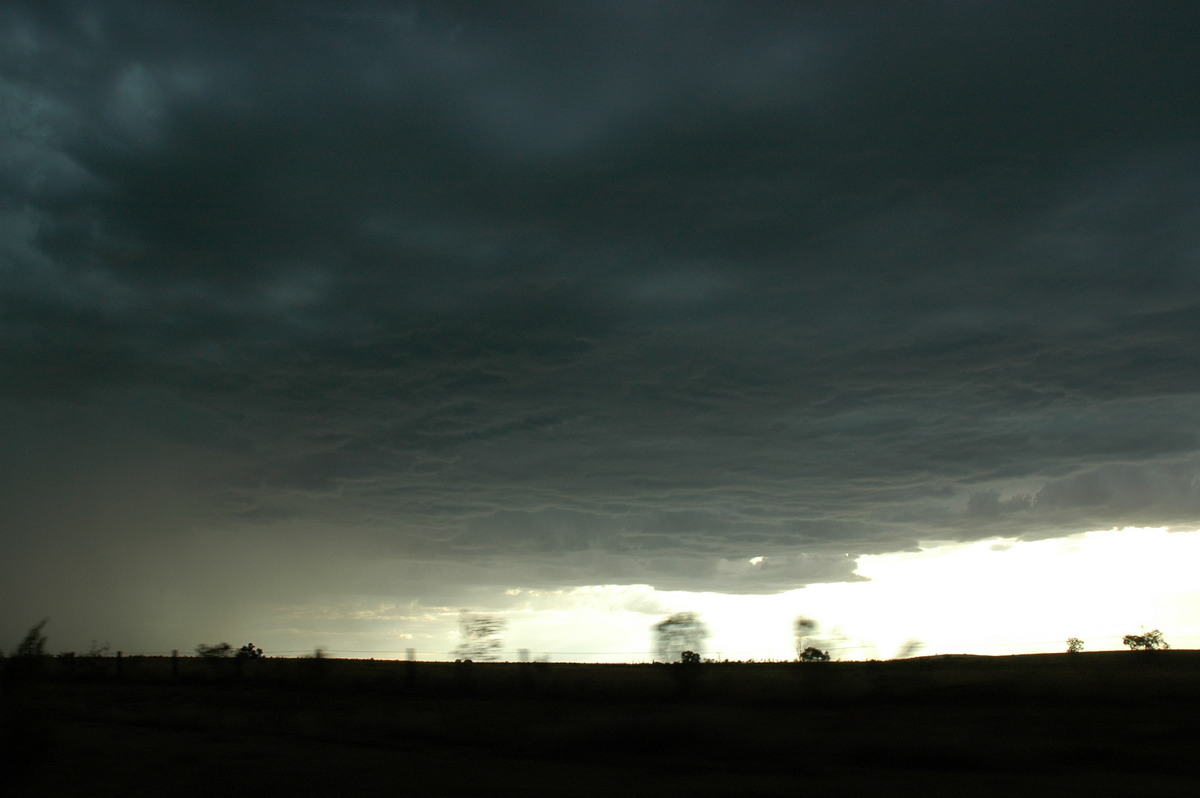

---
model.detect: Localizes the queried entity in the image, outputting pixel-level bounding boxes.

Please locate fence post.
[405,647,417,688]
[519,648,533,694]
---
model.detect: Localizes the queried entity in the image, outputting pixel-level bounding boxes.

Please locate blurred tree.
[793,616,818,658]
[195,642,233,658]
[454,612,506,661]
[236,643,264,659]
[1066,637,1084,654]
[1122,630,1169,651]
[653,612,708,662]
[15,619,48,658]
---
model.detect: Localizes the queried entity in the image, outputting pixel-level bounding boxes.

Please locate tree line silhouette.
[3,616,1178,663]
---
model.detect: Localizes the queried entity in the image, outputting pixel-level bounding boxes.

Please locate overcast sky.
[3,2,1199,657]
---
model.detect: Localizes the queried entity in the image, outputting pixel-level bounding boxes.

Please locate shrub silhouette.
[799,646,831,662]
[680,650,701,665]
[1122,630,1169,651]
[237,643,264,659]
[1066,637,1084,654]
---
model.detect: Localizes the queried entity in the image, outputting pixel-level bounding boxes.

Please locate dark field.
[5,652,1200,796]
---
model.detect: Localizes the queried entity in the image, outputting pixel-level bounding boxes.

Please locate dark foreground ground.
[5,652,1200,796]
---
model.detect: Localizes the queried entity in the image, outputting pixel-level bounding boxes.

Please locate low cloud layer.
[3,2,1200,646]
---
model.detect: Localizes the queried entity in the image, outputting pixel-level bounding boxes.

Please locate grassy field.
[5,652,1200,796]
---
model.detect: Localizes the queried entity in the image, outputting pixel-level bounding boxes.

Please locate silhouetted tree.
[653,612,708,662]
[1123,630,1169,651]
[1066,637,1084,654]
[454,612,506,661]
[799,646,831,662]
[15,619,48,658]
[236,643,264,659]
[195,642,234,658]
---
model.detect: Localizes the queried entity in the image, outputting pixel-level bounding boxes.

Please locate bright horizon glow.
[221,527,1200,661]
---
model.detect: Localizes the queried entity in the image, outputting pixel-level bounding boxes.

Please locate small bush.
[1066,637,1084,654]
[799,646,831,662]
[236,643,264,659]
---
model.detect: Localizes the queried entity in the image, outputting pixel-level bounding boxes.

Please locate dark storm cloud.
[4,0,1200,630]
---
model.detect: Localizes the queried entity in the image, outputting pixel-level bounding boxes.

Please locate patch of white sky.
[257,527,1200,661]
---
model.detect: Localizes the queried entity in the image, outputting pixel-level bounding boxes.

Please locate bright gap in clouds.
[498,527,1200,661]
[261,527,1200,661]
[797,526,1200,659]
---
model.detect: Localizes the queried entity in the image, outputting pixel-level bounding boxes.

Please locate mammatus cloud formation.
[3,2,1200,649]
